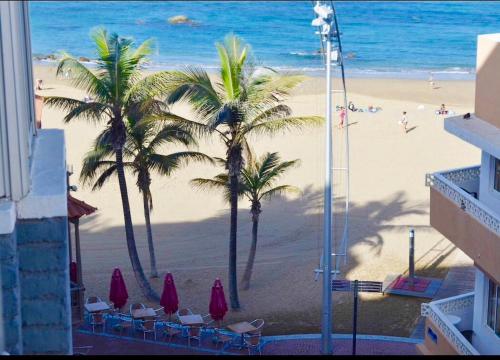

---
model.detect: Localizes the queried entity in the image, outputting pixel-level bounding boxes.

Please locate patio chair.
[153,306,166,320]
[176,308,193,317]
[201,314,215,331]
[163,323,182,343]
[129,303,146,330]
[84,296,103,323]
[248,319,265,334]
[187,325,202,347]
[213,328,236,353]
[175,308,194,336]
[154,306,164,315]
[138,316,157,341]
[112,313,133,336]
[243,333,262,355]
[129,303,146,314]
[90,312,105,333]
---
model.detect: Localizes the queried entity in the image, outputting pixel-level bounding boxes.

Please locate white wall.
[479,151,500,215]
[472,269,500,354]
[0,1,37,201]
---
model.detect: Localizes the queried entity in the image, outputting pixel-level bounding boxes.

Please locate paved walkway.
[73,330,420,355]
[261,335,419,355]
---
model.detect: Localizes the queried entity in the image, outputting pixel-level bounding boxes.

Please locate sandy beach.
[34,64,478,336]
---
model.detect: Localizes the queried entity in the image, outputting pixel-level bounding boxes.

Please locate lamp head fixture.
[311,17,326,27]
[313,2,333,19]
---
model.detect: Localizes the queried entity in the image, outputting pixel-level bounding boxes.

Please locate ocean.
[29,1,500,79]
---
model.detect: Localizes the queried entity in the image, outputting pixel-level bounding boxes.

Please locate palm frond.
[238,152,300,202]
[146,123,198,152]
[244,116,323,138]
[56,56,110,101]
[164,68,222,122]
[248,104,292,124]
[217,34,249,101]
[148,151,213,177]
[90,27,111,60]
[79,146,115,187]
[259,158,300,189]
[44,96,110,123]
[260,185,301,201]
[91,164,118,191]
[256,152,281,179]
[133,37,155,59]
[190,173,242,203]
[146,112,211,139]
[126,71,172,104]
[246,74,305,107]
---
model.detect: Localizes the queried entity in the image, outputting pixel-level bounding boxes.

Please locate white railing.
[426,166,500,236]
[421,292,479,355]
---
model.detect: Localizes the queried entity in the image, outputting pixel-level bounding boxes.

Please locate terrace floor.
[73,326,420,355]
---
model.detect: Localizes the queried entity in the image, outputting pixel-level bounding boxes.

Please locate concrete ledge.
[444,114,500,159]
[261,333,423,344]
[17,129,67,219]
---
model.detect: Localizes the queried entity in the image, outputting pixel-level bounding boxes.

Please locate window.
[494,158,500,192]
[487,279,500,336]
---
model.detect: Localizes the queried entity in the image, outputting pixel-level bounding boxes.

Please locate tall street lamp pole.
[312,1,335,354]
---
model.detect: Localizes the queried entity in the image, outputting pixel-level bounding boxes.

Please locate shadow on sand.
[77,185,458,336]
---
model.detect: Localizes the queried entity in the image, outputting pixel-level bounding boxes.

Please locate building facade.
[419,33,500,355]
[0,1,72,355]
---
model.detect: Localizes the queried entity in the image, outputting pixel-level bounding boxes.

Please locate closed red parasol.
[109,268,128,310]
[160,272,179,320]
[209,278,228,326]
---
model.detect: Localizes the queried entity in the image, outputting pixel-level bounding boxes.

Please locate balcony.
[426,166,500,282]
[420,292,479,355]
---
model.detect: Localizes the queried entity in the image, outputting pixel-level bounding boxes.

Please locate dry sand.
[35,64,478,336]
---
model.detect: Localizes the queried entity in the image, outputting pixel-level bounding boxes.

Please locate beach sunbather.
[348,101,357,112]
[435,103,449,115]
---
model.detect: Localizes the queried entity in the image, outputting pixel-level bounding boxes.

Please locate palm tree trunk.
[115,148,159,301]
[240,211,259,290]
[142,190,158,278]
[228,172,240,310]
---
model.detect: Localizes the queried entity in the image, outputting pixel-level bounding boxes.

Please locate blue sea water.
[29,1,500,79]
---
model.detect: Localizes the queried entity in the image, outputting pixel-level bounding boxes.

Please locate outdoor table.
[131,308,156,319]
[227,321,258,348]
[84,301,110,313]
[178,314,204,325]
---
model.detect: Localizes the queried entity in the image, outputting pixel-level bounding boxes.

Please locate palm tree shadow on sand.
[77,185,458,337]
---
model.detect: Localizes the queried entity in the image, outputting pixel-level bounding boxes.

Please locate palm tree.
[164,34,322,309]
[192,152,300,290]
[44,28,176,301]
[80,119,213,278]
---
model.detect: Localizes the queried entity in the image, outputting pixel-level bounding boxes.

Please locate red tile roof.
[68,194,97,220]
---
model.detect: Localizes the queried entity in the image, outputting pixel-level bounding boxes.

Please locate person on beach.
[36,79,43,90]
[399,111,408,133]
[440,104,447,114]
[348,101,357,112]
[428,74,435,89]
[64,69,72,79]
[338,107,346,128]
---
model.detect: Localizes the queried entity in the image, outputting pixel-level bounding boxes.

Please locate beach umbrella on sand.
[209,278,228,327]
[109,268,128,310]
[160,272,179,321]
